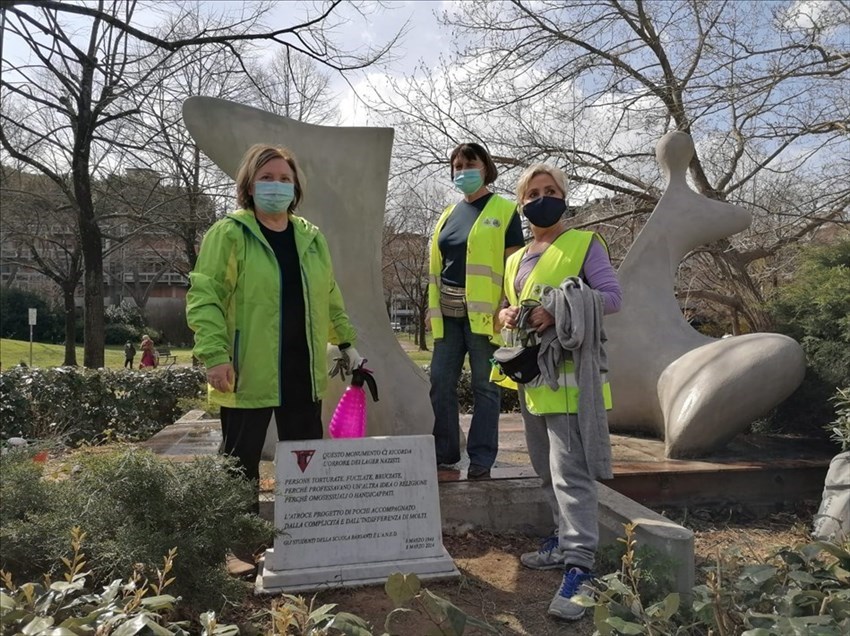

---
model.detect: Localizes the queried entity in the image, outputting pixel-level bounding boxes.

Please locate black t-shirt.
[437,193,524,287]
[258,220,313,404]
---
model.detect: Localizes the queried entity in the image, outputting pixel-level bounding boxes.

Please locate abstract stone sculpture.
[605,131,806,457]
[181,97,433,446]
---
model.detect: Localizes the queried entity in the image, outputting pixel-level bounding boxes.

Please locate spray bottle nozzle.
[352,366,379,402]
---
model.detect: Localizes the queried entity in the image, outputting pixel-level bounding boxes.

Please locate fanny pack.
[493,344,541,384]
[492,301,541,384]
[439,284,467,318]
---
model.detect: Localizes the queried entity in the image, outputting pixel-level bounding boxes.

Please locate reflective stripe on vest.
[503,229,613,414]
[428,194,517,340]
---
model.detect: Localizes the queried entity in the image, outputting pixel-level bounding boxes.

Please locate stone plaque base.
[256,435,458,594]
[256,547,459,593]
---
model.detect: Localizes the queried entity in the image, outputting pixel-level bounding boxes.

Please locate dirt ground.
[240,506,814,635]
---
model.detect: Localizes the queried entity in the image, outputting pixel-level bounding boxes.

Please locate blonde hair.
[515,163,569,203]
[235,144,305,212]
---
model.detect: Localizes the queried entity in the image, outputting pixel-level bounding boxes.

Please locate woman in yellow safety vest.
[498,163,621,622]
[427,142,524,479]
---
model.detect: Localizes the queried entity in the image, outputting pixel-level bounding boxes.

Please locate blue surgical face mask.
[253,181,294,214]
[522,196,568,228]
[453,169,484,195]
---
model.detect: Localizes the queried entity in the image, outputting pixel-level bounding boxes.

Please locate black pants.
[124,358,134,369]
[220,401,322,513]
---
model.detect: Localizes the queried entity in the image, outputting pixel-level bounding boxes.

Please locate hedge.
[0,366,206,444]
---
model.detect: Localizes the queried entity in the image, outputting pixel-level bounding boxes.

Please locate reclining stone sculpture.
[605,131,806,457]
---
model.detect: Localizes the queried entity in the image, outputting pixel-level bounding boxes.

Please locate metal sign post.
[28,308,37,366]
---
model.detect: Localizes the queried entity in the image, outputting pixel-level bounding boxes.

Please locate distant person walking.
[123,340,136,369]
[139,334,157,369]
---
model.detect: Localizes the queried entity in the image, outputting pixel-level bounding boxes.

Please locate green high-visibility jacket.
[186,209,356,408]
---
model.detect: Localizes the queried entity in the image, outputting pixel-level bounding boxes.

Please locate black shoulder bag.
[492,300,541,384]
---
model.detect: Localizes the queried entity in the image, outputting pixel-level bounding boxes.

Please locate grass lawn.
[1,335,437,370]
[0,339,194,370]
[396,332,434,365]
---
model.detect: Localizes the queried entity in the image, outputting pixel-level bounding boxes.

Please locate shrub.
[104,302,146,329]
[103,322,140,345]
[0,447,274,614]
[0,541,496,636]
[0,287,66,343]
[104,302,162,345]
[828,387,850,452]
[267,572,498,635]
[596,535,679,606]
[766,240,850,436]
[0,526,254,634]
[582,522,850,635]
[0,366,206,444]
[421,365,521,413]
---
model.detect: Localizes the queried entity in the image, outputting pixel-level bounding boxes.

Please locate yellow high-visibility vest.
[427,194,517,340]
[502,229,613,415]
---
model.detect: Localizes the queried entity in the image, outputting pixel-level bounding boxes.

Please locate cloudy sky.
[274,0,453,126]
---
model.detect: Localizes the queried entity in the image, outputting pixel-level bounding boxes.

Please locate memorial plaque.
[259,435,458,592]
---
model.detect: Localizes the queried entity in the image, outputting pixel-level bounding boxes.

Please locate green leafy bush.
[0,447,274,613]
[768,240,850,436]
[266,572,498,635]
[828,387,850,451]
[0,527,243,635]
[104,302,146,329]
[422,365,521,413]
[0,287,69,343]
[0,366,205,444]
[104,322,141,345]
[596,533,679,606]
[583,522,850,635]
[103,302,161,345]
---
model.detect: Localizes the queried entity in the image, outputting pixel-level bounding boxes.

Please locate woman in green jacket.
[187,143,364,514]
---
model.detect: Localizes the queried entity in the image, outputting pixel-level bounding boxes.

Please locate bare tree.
[130,18,341,285]
[0,165,83,365]
[1,0,400,367]
[382,181,449,350]
[126,19,254,284]
[94,167,210,313]
[368,0,850,331]
[251,48,339,123]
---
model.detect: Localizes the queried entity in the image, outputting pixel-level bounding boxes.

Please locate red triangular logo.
[292,450,316,473]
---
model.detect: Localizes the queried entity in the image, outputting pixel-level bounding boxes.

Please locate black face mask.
[522,196,568,228]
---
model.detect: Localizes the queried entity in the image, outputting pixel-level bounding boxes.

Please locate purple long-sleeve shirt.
[514,237,622,314]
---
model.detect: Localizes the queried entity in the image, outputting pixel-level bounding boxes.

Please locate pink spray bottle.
[328,365,379,439]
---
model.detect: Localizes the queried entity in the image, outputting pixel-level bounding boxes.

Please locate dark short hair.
[449,142,498,185]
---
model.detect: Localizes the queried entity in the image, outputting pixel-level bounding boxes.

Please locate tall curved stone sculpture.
[605,131,806,457]
[181,97,432,447]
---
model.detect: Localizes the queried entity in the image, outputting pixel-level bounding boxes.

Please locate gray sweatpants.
[520,388,598,571]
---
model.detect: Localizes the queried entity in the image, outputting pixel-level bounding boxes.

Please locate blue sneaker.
[520,535,564,570]
[548,566,594,621]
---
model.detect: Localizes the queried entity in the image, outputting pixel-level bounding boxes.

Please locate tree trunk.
[712,246,774,333]
[75,58,105,369]
[77,182,105,368]
[62,284,78,366]
[417,303,428,352]
[81,229,105,368]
